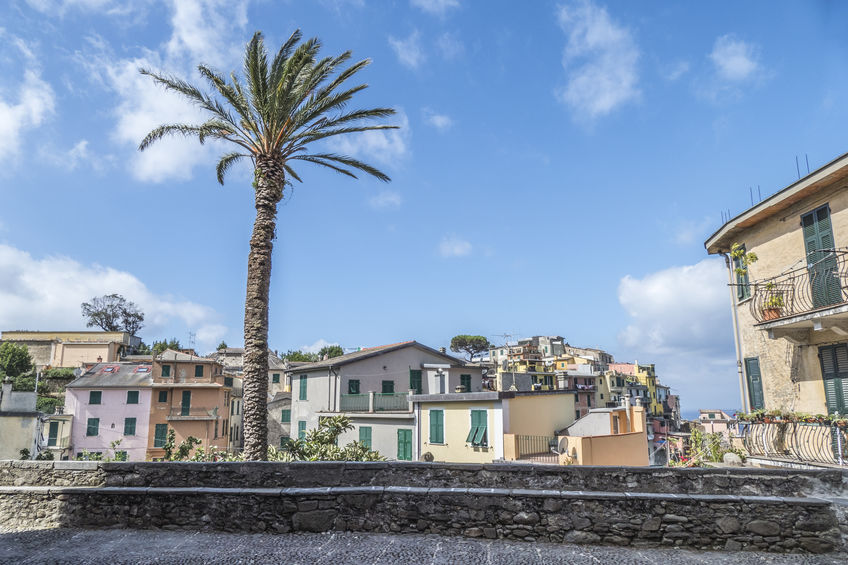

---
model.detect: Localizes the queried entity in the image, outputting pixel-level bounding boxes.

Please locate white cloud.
[436,32,465,59]
[411,0,459,16]
[25,0,141,17]
[709,35,760,82]
[423,109,453,132]
[72,1,248,183]
[616,258,739,412]
[0,36,56,164]
[662,60,690,82]
[327,110,410,167]
[388,30,426,69]
[0,244,227,353]
[555,0,640,119]
[673,216,713,246]
[369,190,402,209]
[439,235,472,258]
[43,139,104,171]
[300,338,340,354]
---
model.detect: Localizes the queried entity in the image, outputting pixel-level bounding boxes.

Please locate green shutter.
[281,409,291,423]
[467,410,487,446]
[86,418,99,436]
[272,373,280,383]
[181,390,191,415]
[195,365,204,377]
[348,379,360,395]
[89,391,101,405]
[397,429,412,460]
[733,246,751,301]
[359,426,372,448]
[299,375,307,400]
[161,365,171,377]
[803,206,842,308]
[158,390,168,403]
[127,390,139,404]
[429,410,444,444]
[409,370,422,394]
[224,377,233,387]
[382,380,394,394]
[744,358,765,411]
[819,344,848,414]
[154,424,168,447]
[460,374,471,391]
[47,421,59,446]
[298,421,307,439]
[124,418,136,436]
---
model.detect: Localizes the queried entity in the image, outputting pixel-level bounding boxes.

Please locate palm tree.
[139,30,396,460]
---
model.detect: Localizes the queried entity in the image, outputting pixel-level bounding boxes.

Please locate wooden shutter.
[299,375,307,400]
[348,380,360,395]
[460,374,471,391]
[819,344,848,414]
[397,429,412,460]
[430,410,444,444]
[154,424,167,447]
[359,426,372,448]
[181,390,191,415]
[124,418,136,436]
[803,206,842,308]
[48,421,59,446]
[744,358,764,410]
[382,380,394,394]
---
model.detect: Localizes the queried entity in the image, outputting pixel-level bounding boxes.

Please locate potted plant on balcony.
[762,290,784,321]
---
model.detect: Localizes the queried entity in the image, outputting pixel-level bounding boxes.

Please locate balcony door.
[181,390,191,416]
[743,358,764,411]
[802,206,842,309]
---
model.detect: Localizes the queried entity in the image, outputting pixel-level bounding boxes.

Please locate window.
[744,357,764,411]
[460,374,471,392]
[299,375,307,400]
[397,429,412,460]
[803,205,841,308]
[599,377,604,385]
[89,391,101,405]
[382,380,394,394]
[819,344,848,414]
[214,420,218,439]
[126,390,139,404]
[154,424,168,447]
[732,244,752,301]
[272,373,280,384]
[158,390,168,403]
[194,365,204,378]
[348,379,360,395]
[161,365,171,377]
[359,426,372,449]
[600,393,604,399]
[224,377,233,387]
[298,421,307,439]
[47,421,59,447]
[409,369,422,395]
[466,410,487,447]
[429,410,444,444]
[576,410,581,420]
[587,395,592,407]
[124,417,136,436]
[181,390,191,416]
[708,413,716,419]
[86,418,99,436]
[281,409,291,423]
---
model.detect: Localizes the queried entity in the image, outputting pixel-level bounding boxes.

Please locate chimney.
[97,356,102,363]
[323,354,329,361]
[1,377,12,412]
[439,347,446,354]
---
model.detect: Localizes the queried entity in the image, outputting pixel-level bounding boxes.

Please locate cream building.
[0,379,42,459]
[0,331,141,369]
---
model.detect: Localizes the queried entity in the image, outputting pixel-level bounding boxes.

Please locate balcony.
[337,392,411,413]
[339,394,369,412]
[748,250,848,335]
[738,421,847,466]
[167,407,218,421]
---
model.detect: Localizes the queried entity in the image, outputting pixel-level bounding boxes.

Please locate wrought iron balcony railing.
[747,249,848,324]
[738,421,847,466]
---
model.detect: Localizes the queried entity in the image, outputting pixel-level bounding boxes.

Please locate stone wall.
[0,461,846,554]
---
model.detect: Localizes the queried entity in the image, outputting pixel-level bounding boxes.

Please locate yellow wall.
[559,432,649,466]
[506,393,576,436]
[420,401,497,464]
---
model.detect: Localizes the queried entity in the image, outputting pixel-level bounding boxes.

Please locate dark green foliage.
[282,350,319,362]
[135,342,152,354]
[11,374,46,394]
[152,338,182,356]
[42,368,76,379]
[217,341,228,350]
[280,415,384,461]
[0,342,33,377]
[80,294,145,335]
[37,396,63,414]
[19,449,30,460]
[449,335,492,361]
[317,345,344,359]
[35,450,54,460]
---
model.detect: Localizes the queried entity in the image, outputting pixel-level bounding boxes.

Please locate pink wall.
[66,388,152,461]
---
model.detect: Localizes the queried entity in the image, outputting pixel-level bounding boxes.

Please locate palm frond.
[293,152,391,182]
[216,152,247,185]
[283,163,303,183]
[139,124,205,151]
[290,155,359,179]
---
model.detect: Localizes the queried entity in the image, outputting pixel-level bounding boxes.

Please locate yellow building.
[558,403,650,466]
[609,362,661,416]
[0,331,141,369]
[412,390,580,463]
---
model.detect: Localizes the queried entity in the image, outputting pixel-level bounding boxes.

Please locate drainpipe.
[723,253,749,412]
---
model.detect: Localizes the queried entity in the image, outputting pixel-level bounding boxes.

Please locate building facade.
[0,331,141,369]
[0,379,42,460]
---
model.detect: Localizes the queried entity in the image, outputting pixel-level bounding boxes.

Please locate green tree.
[0,342,33,378]
[449,335,492,361]
[317,344,344,359]
[281,350,318,362]
[80,293,145,335]
[152,338,182,356]
[217,341,228,350]
[139,30,397,460]
[280,415,383,461]
[135,342,152,354]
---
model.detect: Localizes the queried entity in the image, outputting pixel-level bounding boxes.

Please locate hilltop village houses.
[705,150,848,467]
[1,328,682,466]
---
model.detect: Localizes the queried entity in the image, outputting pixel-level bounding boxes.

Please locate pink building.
[698,409,734,438]
[65,363,153,461]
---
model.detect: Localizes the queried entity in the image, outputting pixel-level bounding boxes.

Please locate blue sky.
[2,0,848,415]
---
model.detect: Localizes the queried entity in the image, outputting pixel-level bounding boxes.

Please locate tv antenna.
[187,331,196,351]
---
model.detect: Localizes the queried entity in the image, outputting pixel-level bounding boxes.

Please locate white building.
[285,341,483,460]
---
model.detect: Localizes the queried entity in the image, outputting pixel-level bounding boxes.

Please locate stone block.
[563,530,601,544]
[292,510,336,532]
[745,520,780,537]
[716,516,740,534]
[512,511,540,526]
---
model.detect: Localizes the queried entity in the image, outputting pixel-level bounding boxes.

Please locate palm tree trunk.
[242,155,285,461]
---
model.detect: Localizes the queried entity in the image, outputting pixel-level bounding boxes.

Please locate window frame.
[194,364,204,378]
[281,409,291,423]
[299,375,308,401]
[86,418,99,437]
[161,365,171,378]
[89,391,102,405]
[429,409,445,444]
[158,390,168,403]
[348,379,360,395]
[126,390,139,405]
[381,380,395,394]
[124,417,136,436]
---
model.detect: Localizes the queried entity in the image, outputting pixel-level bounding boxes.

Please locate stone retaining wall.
[1,461,846,554]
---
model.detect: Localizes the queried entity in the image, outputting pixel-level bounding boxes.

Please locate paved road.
[0,528,842,564]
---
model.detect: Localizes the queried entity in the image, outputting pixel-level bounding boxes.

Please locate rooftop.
[286,341,465,372]
[66,362,153,388]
